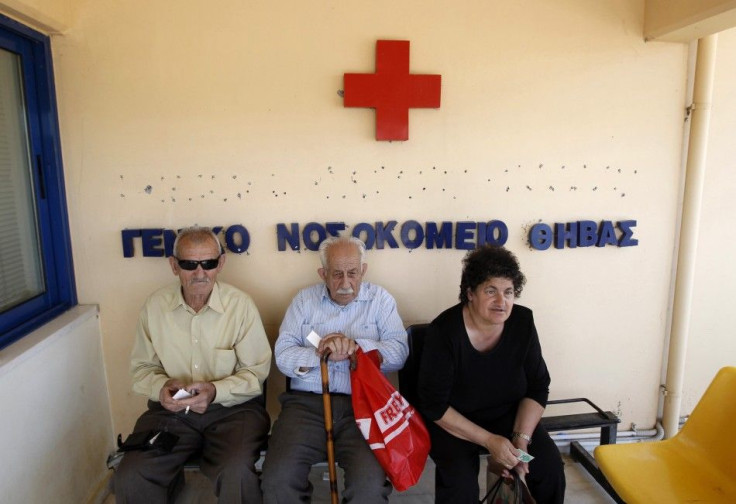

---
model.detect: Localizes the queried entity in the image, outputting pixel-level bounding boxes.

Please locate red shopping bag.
[350,348,430,491]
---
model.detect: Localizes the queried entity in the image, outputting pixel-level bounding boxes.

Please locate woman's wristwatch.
[511,431,532,445]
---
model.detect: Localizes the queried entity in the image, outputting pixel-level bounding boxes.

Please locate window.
[0,14,76,350]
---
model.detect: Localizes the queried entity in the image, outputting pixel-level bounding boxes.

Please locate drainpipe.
[662,35,717,439]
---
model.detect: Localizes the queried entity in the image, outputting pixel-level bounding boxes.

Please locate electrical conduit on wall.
[663,34,717,440]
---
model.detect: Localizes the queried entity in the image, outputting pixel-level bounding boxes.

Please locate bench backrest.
[397,323,428,408]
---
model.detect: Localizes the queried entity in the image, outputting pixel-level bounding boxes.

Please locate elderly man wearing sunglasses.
[115,226,272,503]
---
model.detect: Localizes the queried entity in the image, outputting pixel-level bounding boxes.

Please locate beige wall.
[50,0,686,434]
[0,307,112,503]
[5,0,735,442]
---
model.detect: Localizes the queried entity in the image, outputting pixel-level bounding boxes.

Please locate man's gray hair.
[172,226,222,257]
[318,236,366,268]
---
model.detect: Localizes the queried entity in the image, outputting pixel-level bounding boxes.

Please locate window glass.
[0,47,45,313]
[0,14,76,350]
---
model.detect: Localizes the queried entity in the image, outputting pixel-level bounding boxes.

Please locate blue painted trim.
[0,14,76,350]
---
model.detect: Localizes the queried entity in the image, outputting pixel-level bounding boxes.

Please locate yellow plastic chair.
[594,366,736,503]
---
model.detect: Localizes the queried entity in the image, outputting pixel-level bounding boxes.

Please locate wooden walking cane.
[320,351,339,504]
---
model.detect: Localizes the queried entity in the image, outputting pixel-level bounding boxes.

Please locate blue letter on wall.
[141,229,165,257]
[426,222,452,249]
[122,229,142,257]
[578,221,597,247]
[480,220,508,246]
[352,223,376,249]
[326,222,346,238]
[225,225,250,253]
[529,223,553,250]
[277,223,300,251]
[618,220,638,247]
[375,221,399,249]
[303,222,327,251]
[400,220,424,249]
[555,222,578,249]
[455,222,475,250]
[596,221,618,247]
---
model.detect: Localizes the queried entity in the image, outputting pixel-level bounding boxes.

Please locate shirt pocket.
[354,322,379,341]
[213,348,237,378]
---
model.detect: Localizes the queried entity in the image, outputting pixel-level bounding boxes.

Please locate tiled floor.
[103,453,616,503]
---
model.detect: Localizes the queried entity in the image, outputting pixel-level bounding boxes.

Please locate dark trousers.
[114,399,269,504]
[261,391,392,503]
[428,416,566,504]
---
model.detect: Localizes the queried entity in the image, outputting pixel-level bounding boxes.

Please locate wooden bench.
[109,327,623,499]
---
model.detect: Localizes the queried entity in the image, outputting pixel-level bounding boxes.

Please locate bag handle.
[479,471,531,504]
[479,471,506,503]
[478,471,522,504]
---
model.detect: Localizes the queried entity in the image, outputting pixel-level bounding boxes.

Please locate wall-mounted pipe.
[662,34,718,439]
[551,419,685,453]
[550,423,661,443]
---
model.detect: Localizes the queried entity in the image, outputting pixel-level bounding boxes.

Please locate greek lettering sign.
[121,219,637,257]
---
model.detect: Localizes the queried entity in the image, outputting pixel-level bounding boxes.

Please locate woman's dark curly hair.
[459,245,526,304]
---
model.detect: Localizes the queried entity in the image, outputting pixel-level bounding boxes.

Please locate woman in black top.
[418,245,565,503]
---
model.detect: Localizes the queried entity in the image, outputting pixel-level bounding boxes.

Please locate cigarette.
[185,406,190,415]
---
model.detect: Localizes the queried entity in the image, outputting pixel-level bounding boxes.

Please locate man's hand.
[178,382,216,414]
[159,378,187,412]
[318,333,357,361]
[159,379,216,414]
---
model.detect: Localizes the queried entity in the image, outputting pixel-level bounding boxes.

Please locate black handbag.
[480,471,536,504]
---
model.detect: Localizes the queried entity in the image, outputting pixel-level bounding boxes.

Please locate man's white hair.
[172,226,221,257]
[318,236,366,268]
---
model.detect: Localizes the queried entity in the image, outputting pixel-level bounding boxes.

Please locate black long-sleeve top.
[417,303,550,424]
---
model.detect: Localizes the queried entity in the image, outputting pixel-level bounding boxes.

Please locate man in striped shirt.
[262,236,408,503]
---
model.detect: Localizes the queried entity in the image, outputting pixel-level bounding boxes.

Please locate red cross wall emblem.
[343,40,441,141]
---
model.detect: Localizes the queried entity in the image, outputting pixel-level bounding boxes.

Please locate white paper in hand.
[306,330,322,348]
[173,388,192,400]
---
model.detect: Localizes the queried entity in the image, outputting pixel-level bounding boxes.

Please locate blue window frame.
[0,14,76,350]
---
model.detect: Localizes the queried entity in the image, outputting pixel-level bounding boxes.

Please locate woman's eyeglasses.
[175,257,220,270]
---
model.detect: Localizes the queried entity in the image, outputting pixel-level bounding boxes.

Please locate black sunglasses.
[175,256,221,271]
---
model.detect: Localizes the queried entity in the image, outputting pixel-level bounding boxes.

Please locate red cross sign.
[344,40,441,141]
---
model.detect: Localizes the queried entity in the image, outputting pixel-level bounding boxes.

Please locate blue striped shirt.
[275,282,408,394]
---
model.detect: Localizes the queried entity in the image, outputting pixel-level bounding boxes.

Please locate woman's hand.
[434,407,523,479]
[511,437,530,479]
[486,457,515,480]
[484,433,521,474]
[511,398,544,479]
